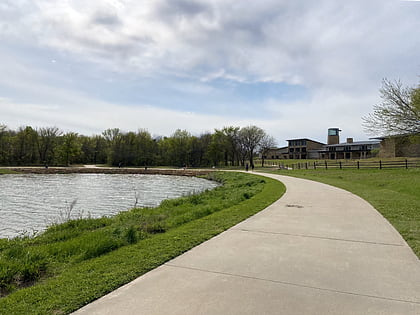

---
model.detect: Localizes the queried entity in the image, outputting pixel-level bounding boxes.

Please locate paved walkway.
[73,173,420,314]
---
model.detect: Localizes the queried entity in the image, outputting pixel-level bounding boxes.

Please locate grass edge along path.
[261,168,419,259]
[0,172,285,315]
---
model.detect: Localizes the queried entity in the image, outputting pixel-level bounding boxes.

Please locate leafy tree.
[363,79,420,135]
[102,128,122,165]
[134,129,158,166]
[79,135,107,165]
[14,126,39,165]
[167,129,192,167]
[209,126,241,167]
[189,134,212,167]
[58,132,81,166]
[208,130,227,166]
[0,124,13,165]
[221,126,241,166]
[37,127,62,165]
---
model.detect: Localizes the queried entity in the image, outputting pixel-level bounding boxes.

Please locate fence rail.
[257,158,420,170]
[288,159,420,170]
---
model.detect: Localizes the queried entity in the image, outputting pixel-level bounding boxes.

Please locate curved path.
[73,173,420,314]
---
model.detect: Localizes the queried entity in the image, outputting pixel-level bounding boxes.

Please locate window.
[302,148,306,152]
[289,148,294,152]
[302,140,307,145]
[296,148,300,152]
[328,129,339,136]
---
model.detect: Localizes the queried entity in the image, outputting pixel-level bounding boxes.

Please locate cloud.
[0,95,276,137]
[0,0,419,145]
[4,0,417,87]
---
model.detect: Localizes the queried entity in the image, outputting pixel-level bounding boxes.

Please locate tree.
[37,126,62,165]
[363,79,420,136]
[167,129,192,167]
[102,128,122,165]
[0,124,13,165]
[58,132,81,166]
[259,135,277,167]
[14,126,39,165]
[238,126,266,168]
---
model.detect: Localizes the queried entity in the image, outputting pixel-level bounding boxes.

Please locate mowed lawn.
[265,168,420,258]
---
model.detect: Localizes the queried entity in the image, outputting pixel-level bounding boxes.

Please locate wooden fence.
[278,158,420,170]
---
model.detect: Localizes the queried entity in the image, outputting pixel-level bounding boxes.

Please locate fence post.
[325,160,328,170]
[339,161,342,169]
[305,162,308,170]
[379,160,382,170]
[406,159,408,169]
[357,161,360,169]
[314,162,316,170]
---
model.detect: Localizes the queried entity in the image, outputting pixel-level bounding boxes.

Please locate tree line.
[0,125,276,168]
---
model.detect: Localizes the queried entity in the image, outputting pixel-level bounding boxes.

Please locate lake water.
[0,173,219,239]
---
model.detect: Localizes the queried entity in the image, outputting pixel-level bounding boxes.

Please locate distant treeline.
[0,124,275,167]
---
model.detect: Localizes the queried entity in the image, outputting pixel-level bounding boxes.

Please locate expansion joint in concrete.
[233,228,404,247]
[164,263,420,306]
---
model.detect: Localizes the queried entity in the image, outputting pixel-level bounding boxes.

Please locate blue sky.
[0,0,419,146]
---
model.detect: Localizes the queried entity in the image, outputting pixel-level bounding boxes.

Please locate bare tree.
[363,79,420,136]
[238,126,266,168]
[259,135,277,167]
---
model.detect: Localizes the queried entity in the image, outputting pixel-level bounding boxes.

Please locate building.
[261,147,289,160]
[320,138,381,159]
[260,128,410,161]
[286,138,325,159]
[375,134,420,158]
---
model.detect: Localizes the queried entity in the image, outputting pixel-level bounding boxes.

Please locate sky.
[0,0,419,146]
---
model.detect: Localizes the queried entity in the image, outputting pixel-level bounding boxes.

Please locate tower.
[327,128,341,145]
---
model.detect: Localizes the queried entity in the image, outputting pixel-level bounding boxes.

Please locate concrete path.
[73,173,420,314]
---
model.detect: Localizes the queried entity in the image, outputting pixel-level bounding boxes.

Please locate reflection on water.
[0,174,219,239]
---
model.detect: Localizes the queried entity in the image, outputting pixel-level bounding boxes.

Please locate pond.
[0,173,219,239]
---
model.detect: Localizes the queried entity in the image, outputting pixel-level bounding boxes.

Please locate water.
[0,173,219,239]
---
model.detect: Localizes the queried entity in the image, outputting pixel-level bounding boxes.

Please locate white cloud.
[0,95,275,137]
[0,0,419,144]
[3,0,418,87]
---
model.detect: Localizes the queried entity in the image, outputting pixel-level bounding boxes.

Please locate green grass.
[0,169,19,174]
[263,168,420,258]
[0,172,285,314]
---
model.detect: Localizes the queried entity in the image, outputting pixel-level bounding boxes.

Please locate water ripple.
[0,173,218,238]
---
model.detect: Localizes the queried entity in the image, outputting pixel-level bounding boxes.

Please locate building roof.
[325,140,381,147]
[286,138,325,145]
[267,146,288,150]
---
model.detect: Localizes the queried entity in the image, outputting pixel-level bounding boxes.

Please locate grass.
[262,168,420,258]
[0,171,285,314]
[0,169,19,174]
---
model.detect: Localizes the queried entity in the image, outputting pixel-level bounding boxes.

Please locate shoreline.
[5,167,214,176]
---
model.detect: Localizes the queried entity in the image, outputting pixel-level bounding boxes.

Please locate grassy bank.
[0,169,19,174]
[0,172,285,314]
[263,168,420,258]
